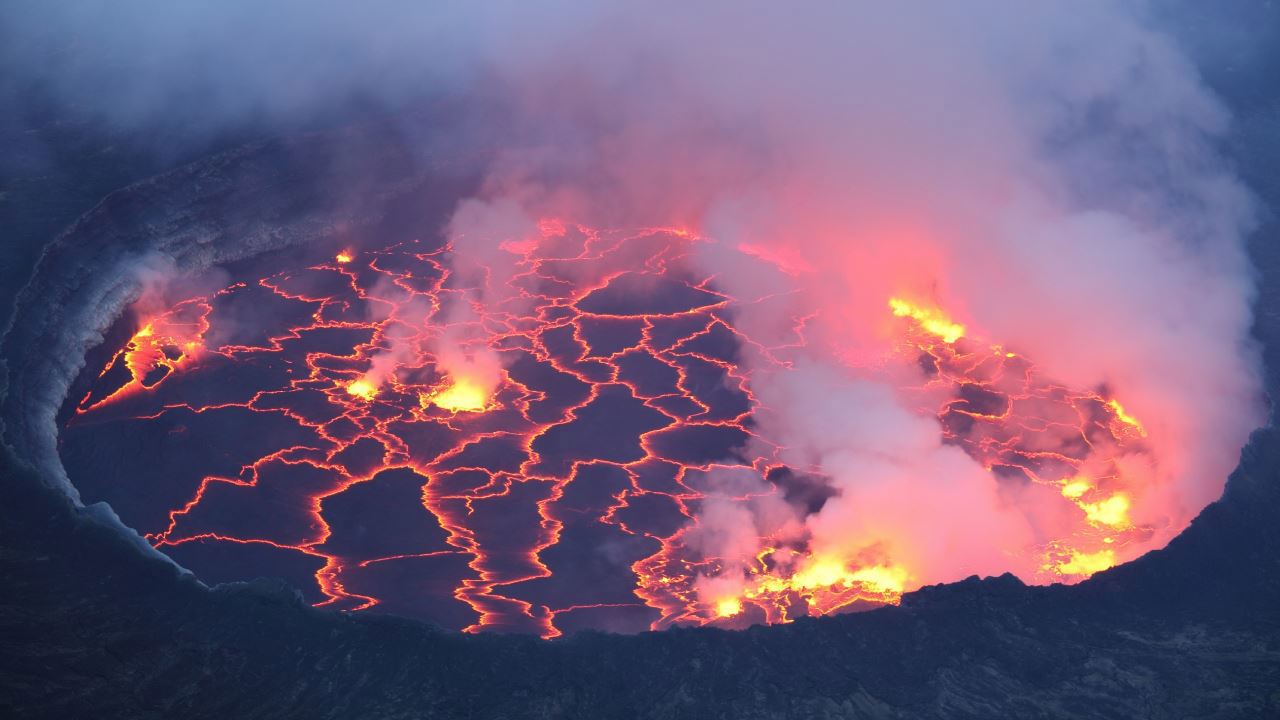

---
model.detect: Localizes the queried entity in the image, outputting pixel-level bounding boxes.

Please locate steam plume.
[4,2,1265,602]
[439,2,1264,594]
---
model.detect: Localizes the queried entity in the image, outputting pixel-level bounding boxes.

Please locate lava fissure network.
[63,221,1160,637]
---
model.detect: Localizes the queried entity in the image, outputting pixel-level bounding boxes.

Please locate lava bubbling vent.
[61,217,1192,636]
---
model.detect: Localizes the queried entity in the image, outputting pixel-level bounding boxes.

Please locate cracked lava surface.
[61,221,1159,636]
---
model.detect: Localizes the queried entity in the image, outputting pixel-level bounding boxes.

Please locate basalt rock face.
[2,132,1280,719]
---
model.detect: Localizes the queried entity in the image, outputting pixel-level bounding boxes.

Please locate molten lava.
[423,376,492,413]
[66,220,1174,637]
[715,597,743,618]
[732,556,909,621]
[888,297,965,344]
[345,379,378,400]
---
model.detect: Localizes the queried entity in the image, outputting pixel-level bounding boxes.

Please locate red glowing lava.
[66,221,1165,636]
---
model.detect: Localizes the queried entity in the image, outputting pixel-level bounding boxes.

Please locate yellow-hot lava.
[1059,479,1131,528]
[335,250,354,264]
[710,555,912,622]
[422,376,492,413]
[1060,478,1091,499]
[882,294,1156,586]
[1080,494,1131,528]
[888,297,965,343]
[345,378,378,400]
[1107,399,1147,437]
[1054,549,1116,576]
[846,564,910,594]
[715,597,743,618]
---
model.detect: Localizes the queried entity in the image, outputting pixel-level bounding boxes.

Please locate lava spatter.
[65,222,1161,636]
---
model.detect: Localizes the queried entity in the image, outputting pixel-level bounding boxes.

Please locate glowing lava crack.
[63,222,1162,637]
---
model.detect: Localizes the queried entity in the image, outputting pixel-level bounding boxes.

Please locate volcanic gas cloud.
[59,3,1263,635]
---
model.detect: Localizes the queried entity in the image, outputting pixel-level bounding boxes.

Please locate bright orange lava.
[69,221,1162,636]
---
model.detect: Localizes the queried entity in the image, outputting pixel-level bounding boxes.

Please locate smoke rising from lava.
[434,3,1265,601]
[8,2,1267,625]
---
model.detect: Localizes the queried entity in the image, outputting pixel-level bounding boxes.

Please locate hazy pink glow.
[440,4,1264,601]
